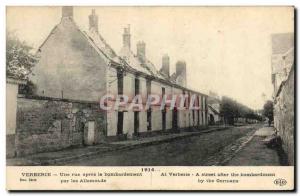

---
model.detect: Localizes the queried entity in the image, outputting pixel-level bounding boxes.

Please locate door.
[117,112,124,135]
[134,111,139,135]
[161,87,166,131]
[197,110,200,126]
[162,109,166,131]
[86,121,95,145]
[78,121,85,145]
[172,107,178,130]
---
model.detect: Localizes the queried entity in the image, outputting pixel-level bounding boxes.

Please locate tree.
[220,96,262,125]
[220,96,236,125]
[6,32,38,79]
[263,100,274,126]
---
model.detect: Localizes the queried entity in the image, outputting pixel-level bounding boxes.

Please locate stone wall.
[274,66,294,165]
[6,80,21,158]
[15,96,106,157]
[7,82,19,135]
[6,134,16,158]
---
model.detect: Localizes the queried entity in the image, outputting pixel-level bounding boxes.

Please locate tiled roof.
[38,17,124,67]
[119,47,153,75]
[208,105,220,115]
[170,72,179,83]
[86,28,123,64]
[39,16,207,96]
[87,26,169,81]
[119,47,168,80]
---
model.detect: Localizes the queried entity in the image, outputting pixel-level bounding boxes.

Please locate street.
[63,124,265,166]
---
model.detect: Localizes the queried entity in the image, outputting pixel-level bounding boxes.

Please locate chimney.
[62,6,73,19]
[123,24,131,49]
[161,54,170,77]
[175,60,187,87]
[89,9,99,33]
[137,41,146,63]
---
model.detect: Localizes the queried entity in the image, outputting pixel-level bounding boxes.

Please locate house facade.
[12,7,208,157]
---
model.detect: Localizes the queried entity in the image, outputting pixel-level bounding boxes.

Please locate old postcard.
[6,6,294,191]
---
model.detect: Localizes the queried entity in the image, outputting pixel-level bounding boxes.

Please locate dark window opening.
[197,95,200,126]
[146,79,151,96]
[204,97,207,125]
[201,96,203,111]
[162,87,166,131]
[147,109,152,131]
[162,111,166,131]
[135,77,140,95]
[162,87,165,96]
[192,110,195,125]
[117,69,124,95]
[188,93,191,109]
[172,107,178,130]
[183,91,187,108]
[79,121,85,145]
[197,110,200,126]
[117,69,124,135]
[134,77,140,135]
[146,79,152,131]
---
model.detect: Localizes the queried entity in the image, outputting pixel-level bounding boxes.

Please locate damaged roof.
[170,72,178,83]
[208,105,220,115]
[86,28,123,65]
[37,11,207,96]
[119,47,168,80]
[84,22,169,81]
[78,21,203,93]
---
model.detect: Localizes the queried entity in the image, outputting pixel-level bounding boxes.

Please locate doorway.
[134,111,139,135]
[172,107,178,130]
[209,114,215,125]
[86,121,95,145]
[78,121,85,145]
[117,112,124,135]
[162,87,166,131]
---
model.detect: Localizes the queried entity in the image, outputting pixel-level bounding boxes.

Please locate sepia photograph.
[5,5,295,190]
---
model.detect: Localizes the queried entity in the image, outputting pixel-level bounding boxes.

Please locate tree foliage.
[220,96,262,125]
[6,32,38,79]
[263,100,274,125]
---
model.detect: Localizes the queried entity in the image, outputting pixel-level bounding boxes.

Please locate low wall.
[15,96,106,157]
[6,134,16,158]
[274,66,294,165]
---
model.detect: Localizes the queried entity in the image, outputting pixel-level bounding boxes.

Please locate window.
[162,87,166,131]
[147,110,152,131]
[135,77,140,95]
[146,79,152,131]
[117,69,124,95]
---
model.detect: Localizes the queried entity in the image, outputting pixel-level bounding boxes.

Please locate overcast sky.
[6,6,294,110]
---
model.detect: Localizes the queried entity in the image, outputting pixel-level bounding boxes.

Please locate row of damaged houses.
[6,7,210,157]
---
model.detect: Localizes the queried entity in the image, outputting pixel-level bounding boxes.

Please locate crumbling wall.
[15,96,106,157]
[274,66,294,165]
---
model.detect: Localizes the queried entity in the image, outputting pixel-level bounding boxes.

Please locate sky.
[6,6,294,110]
